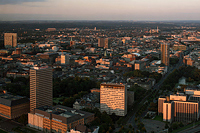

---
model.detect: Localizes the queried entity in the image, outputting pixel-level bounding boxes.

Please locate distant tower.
[70,37,75,46]
[157,26,159,33]
[104,38,110,49]
[94,27,96,31]
[98,37,105,47]
[161,43,170,66]
[61,53,69,65]
[30,65,52,111]
[4,33,17,48]
[104,50,107,57]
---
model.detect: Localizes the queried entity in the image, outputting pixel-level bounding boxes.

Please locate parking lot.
[142,119,165,133]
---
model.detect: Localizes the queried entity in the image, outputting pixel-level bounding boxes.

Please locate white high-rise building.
[100,83,127,116]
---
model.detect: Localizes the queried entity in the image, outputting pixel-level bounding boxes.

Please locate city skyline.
[1,0,200,21]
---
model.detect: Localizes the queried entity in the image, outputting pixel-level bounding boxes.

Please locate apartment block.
[161,43,169,66]
[100,83,127,116]
[4,33,17,48]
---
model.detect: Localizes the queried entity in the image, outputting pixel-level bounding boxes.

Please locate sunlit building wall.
[100,83,127,116]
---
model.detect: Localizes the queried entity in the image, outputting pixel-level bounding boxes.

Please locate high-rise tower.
[4,33,17,48]
[30,65,52,111]
[161,43,170,66]
[100,83,127,116]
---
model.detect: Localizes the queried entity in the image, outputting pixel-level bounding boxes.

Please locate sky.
[0,0,200,21]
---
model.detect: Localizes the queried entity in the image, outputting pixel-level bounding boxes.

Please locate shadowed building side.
[30,65,52,112]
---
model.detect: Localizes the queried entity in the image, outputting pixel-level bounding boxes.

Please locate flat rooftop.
[0,93,23,101]
[0,93,29,107]
[37,105,93,119]
[101,82,125,87]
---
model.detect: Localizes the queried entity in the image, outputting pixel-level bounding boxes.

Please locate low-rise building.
[28,105,94,132]
[0,92,29,119]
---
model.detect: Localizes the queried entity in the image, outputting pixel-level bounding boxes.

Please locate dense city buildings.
[161,43,170,66]
[0,91,29,119]
[4,33,17,48]
[100,83,127,116]
[28,105,94,132]
[1,20,200,132]
[30,65,53,111]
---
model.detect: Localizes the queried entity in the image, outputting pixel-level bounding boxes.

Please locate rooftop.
[0,93,29,107]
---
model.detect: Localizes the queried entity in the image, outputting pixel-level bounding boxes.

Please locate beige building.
[100,83,127,116]
[30,65,52,111]
[174,101,198,122]
[61,54,69,65]
[161,43,169,66]
[4,33,17,48]
[28,105,94,132]
[163,101,174,123]
[158,94,199,123]
[158,97,166,115]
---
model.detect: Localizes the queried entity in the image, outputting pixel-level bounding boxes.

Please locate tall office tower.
[61,54,69,65]
[30,65,52,111]
[98,37,105,47]
[4,33,17,48]
[161,43,170,66]
[104,38,110,49]
[100,83,127,116]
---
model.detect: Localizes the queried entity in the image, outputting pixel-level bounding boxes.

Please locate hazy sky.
[0,0,200,21]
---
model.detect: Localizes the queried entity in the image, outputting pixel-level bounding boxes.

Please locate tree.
[18,114,28,125]
[129,124,132,129]
[172,122,178,130]
[142,127,146,132]
[165,123,169,129]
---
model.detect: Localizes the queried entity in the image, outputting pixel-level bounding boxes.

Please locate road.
[126,56,184,127]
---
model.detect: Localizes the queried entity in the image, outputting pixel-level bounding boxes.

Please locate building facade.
[30,65,52,111]
[98,38,105,47]
[28,105,94,133]
[4,33,17,48]
[100,83,127,116]
[0,92,29,119]
[61,54,69,65]
[161,43,169,66]
[158,94,199,123]
[173,101,198,122]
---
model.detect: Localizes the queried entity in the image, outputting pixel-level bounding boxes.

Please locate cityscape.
[1,0,200,133]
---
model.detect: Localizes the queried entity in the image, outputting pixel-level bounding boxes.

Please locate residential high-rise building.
[98,37,110,48]
[104,38,110,49]
[100,83,127,116]
[4,33,17,48]
[30,65,52,111]
[161,43,170,66]
[61,54,69,65]
[98,37,105,47]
